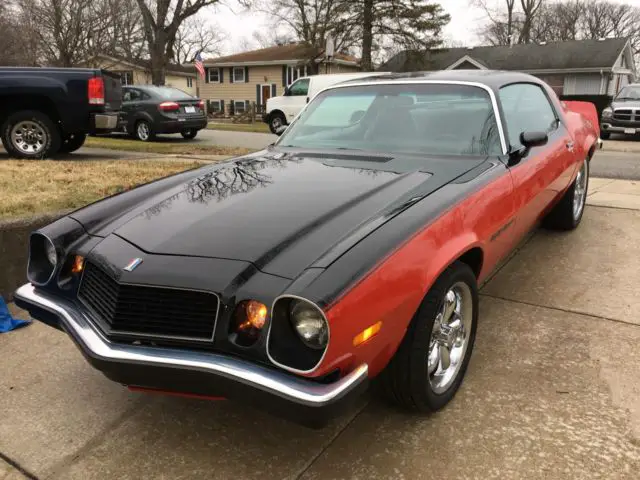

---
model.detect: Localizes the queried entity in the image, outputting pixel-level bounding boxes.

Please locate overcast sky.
[207,0,639,56]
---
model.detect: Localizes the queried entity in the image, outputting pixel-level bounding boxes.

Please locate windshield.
[145,86,194,99]
[276,83,502,156]
[615,85,640,100]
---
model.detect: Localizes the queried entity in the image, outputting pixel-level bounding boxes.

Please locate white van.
[263,72,389,134]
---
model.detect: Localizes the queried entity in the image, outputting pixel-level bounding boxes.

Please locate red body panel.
[310,94,599,381]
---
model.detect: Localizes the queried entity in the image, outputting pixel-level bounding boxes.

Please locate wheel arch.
[0,95,61,127]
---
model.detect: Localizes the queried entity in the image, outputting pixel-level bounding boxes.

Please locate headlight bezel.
[289,299,329,350]
[602,107,613,119]
[27,232,58,286]
[267,295,331,374]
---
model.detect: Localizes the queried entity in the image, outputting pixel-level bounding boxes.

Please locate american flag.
[195,52,205,79]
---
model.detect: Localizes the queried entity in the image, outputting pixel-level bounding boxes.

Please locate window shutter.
[221,101,225,113]
[245,100,250,111]
[271,84,276,97]
[230,100,234,115]
[245,66,249,83]
[205,68,210,84]
[219,68,223,83]
[229,68,234,83]
[282,65,287,87]
[256,84,261,104]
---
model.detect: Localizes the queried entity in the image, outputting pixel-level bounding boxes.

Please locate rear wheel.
[135,120,154,142]
[1,110,61,159]
[380,261,478,412]
[58,133,87,154]
[269,112,286,135]
[542,158,589,230]
[181,129,198,140]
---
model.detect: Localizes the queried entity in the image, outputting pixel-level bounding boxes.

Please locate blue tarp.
[0,296,31,333]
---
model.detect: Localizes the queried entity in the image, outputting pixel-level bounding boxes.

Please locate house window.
[187,77,193,88]
[115,70,133,86]
[208,68,220,83]
[287,65,308,86]
[232,67,245,83]
[209,100,222,113]
[234,100,247,114]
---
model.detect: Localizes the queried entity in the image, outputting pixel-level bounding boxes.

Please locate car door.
[499,82,576,238]
[282,78,311,123]
[121,87,143,131]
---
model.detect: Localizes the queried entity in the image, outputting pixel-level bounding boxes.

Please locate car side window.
[499,83,558,148]
[124,89,142,102]
[122,89,132,102]
[289,78,310,96]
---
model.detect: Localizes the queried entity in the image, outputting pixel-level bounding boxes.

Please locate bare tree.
[174,14,224,64]
[134,0,225,85]
[252,30,297,49]
[0,1,23,66]
[518,0,544,43]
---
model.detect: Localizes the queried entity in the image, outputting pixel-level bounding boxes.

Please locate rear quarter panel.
[562,100,600,158]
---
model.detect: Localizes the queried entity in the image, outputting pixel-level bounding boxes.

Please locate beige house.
[198,43,360,116]
[82,54,198,96]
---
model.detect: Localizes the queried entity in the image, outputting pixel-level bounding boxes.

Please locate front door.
[282,78,310,122]
[261,85,271,108]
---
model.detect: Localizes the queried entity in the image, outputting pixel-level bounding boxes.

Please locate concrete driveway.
[2,179,640,480]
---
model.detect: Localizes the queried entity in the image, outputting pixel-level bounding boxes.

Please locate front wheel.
[181,129,198,140]
[542,157,589,230]
[600,131,610,140]
[1,110,61,159]
[135,120,154,142]
[268,112,286,135]
[380,261,478,412]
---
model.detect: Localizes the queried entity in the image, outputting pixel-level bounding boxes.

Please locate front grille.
[78,262,219,341]
[613,109,635,121]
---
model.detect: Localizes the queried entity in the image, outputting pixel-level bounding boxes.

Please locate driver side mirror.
[520,131,548,148]
[508,131,548,166]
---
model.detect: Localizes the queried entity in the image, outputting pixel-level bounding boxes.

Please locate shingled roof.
[380,37,630,72]
[204,42,359,66]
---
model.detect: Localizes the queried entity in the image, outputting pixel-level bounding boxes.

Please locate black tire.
[600,131,610,140]
[379,261,479,412]
[58,133,87,154]
[1,110,61,159]
[181,129,198,140]
[542,158,589,231]
[134,120,155,142]
[268,112,286,135]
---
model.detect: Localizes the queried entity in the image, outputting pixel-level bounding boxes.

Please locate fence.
[206,101,267,124]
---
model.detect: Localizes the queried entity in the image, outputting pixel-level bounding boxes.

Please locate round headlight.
[45,240,57,266]
[602,107,613,118]
[290,300,328,350]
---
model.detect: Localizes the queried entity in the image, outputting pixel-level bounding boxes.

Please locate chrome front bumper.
[14,283,368,426]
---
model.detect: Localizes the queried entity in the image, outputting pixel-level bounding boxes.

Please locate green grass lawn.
[207,122,271,134]
[85,136,253,156]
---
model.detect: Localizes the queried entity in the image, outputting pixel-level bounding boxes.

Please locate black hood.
[97,151,490,279]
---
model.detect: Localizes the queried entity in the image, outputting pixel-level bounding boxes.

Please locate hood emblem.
[123,258,143,272]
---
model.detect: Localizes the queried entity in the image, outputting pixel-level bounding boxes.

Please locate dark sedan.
[118,85,207,141]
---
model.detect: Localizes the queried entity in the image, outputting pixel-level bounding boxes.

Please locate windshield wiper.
[616,97,639,101]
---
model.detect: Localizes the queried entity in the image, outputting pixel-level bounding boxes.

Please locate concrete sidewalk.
[1,178,640,480]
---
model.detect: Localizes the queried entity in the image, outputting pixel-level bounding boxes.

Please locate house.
[81,54,198,96]
[379,38,636,98]
[198,43,361,116]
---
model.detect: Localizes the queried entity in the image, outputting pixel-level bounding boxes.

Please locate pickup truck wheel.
[181,129,198,140]
[58,133,87,154]
[135,120,154,142]
[1,110,61,159]
[600,131,610,140]
[379,261,478,412]
[269,112,286,134]
[542,157,589,230]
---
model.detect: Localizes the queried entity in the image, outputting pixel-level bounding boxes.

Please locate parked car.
[0,67,121,159]
[15,71,599,428]
[600,84,640,140]
[118,85,207,141]
[263,72,389,134]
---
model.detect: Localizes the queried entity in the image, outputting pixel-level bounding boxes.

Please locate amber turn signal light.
[71,255,85,274]
[237,300,268,331]
[353,321,382,347]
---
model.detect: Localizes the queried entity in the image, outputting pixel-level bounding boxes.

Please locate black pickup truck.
[0,67,122,159]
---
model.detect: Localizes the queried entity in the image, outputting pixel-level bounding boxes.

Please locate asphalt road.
[591,150,640,180]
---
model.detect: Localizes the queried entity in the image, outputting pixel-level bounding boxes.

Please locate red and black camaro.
[15,71,600,427]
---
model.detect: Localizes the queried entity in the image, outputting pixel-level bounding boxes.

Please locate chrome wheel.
[137,122,150,141]
[271,116,283,130]
[573,160,588,220]
[428,282,474,394]
[10,121,47,155]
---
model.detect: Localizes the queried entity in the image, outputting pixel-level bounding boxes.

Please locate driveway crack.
[0,451,41,480]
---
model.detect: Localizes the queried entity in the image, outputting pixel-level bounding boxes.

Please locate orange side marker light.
[353,321,383,346]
